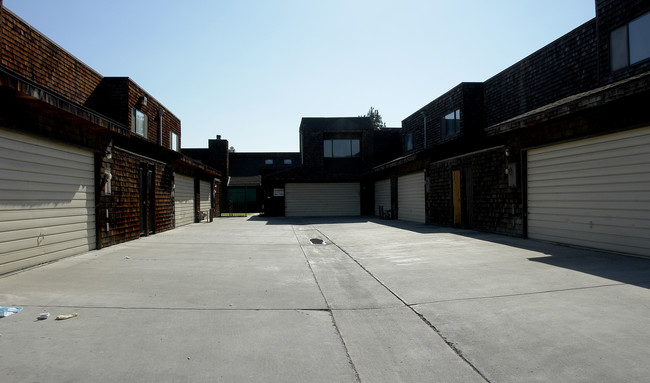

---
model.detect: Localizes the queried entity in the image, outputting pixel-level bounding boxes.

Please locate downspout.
[421,112,427,149]
[158,108,164,146]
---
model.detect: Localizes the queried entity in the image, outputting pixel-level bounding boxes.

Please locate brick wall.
[402,83,484,153]
[0,8,102,105]
[127,80,181,148]
[1,8,181,149]
[98,147,175,248]
[425,146,522,236]
[483,20,598,127]
[299,117,375,174]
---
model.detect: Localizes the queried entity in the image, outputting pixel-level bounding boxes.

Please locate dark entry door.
[139,166,155,235]
[452,169,462,227]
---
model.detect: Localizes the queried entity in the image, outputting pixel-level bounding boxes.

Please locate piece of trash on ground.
[0,307,22,318]
[37,312,50,320]
[55,313,78,320]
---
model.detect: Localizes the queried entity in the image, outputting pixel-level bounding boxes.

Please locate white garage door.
[528,126,650,257]
[0,128,95,275]
[175,174,194,227]
[398,172,425,224]
[285,183,360,217]
[374,178,391,217]
[199,180,211,222]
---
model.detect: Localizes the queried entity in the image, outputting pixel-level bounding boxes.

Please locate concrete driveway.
[2,216,650,382]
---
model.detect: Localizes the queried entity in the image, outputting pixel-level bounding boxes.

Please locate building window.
[611,11,650,71]
[132,108,148,138]
[405,132,414,151]
[324,139,360,158]
[265,159,274,165]
[283,159,292,165]
[170,131,179,152]
[443,109,461,138]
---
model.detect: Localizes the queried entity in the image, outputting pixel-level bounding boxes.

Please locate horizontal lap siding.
[527,126,650,257]
[0,128,95,274]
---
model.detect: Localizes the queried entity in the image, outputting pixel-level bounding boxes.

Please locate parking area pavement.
[2,216,650,382]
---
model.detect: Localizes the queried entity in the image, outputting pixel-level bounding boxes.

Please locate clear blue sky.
[4,0,595,152]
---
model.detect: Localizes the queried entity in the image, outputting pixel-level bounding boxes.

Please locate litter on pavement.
[0,307,23,318]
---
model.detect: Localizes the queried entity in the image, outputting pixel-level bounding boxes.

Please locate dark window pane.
[630,13,650,64]
[611,25,629,71]
[332,139,351,157]
[324,140,332,157]
[351,139,360,157]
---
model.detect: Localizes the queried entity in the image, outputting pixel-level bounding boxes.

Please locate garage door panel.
[528,126,650,257]
[398,172,425,224]
[0,179,94,195]
[529,231,649,256]
[529,158,650,179]
[2,229,95,257]
[528,131,650,161]
[529,172,650,188]
[286,183,359,217]
[529,199,647,213]
[0,221,94,242]
[529,207,650,221]
[0,169,93,187]
[529,190,650,202]
[528,214,650,234]
[0,151,94,176]
[0,240,94,275]
[0,139,93,167]
[199,180,211,222]
[0,208,92,222]
[0,188,92,203]
[0,199,94,211]
[175,174,194,226]
[529,144,650,168]
[0,128,96,274]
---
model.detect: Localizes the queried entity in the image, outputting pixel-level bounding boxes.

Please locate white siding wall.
[528,126,650,257]
[0,128,95,275]
[200,180,211,222]
[374,179,391,217]
[285,183,360,217]
[175,174,194,227]
[398,172,425,224]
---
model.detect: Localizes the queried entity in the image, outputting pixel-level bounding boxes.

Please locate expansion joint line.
[315,228,492,383]
[292,225,362,383]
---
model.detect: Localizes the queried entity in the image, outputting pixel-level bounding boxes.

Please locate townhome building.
[375,0,650,257]
[0,5,220,274]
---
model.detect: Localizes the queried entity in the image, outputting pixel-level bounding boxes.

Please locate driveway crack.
[292,225,362,383]
[314,228,492,383]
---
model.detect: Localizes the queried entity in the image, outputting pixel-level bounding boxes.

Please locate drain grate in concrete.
[310,238,324,245]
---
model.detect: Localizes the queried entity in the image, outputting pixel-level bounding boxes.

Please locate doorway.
[139,165,155,236]
[452,169,462,227]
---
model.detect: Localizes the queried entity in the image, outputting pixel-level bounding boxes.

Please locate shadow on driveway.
[249,214,650,290]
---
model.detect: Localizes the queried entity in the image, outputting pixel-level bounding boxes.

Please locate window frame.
[132,107,148,138]
[323,138,361,158]
[442,109,461,138]
[170,131,179,152]
[610,11,650,72]
[405,132,414,152]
